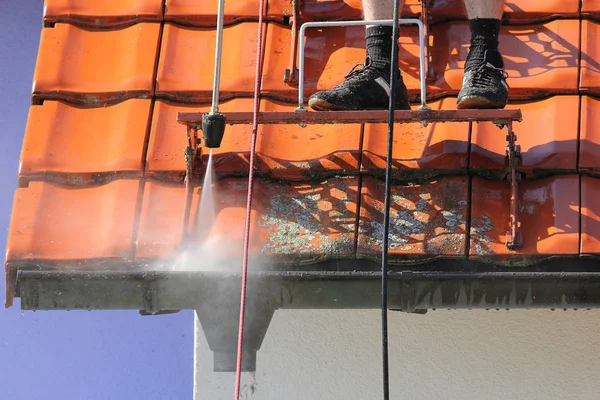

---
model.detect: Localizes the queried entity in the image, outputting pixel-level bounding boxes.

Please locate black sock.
[365,25,397,72]
[466,18,502,70]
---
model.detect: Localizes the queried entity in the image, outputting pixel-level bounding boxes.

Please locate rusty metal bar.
[421,0,436,83]
[178,109,522,125]
[283,1,300,84]
[182,125,200,242]
[505,122,523,250]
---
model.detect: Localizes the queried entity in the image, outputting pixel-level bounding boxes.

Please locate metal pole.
[210,0,226,114]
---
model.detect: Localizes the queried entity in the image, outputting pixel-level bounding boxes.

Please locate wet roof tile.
[164,0,289,26]
[156,23,266,103]
[580,20,600,94]
[470,96,579,177]
[136,181,193,260]
[147,99,254,181]
[361,98,469,179]
[581,176,600,254]
[19,99,151,186]
[357,176,468,259]
[147,99,361,181]
[33,23,161,106]
[43,0,164,28]
[470,176,580,262]
[580,96,600,175]
[138,177,358,262]
[6,180,140,262]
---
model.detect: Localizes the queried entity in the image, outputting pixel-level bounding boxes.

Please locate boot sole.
[456,95,507,110]
[308,98,412,112]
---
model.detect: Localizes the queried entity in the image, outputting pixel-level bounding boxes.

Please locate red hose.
[234,1,266,398]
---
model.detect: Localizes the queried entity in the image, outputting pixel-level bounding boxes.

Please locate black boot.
[457,18,509,109]
[308,58,411,111]
[308,25,410,111]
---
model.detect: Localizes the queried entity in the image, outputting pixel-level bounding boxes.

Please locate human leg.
[307,0,410,111]
[456,0,509,109]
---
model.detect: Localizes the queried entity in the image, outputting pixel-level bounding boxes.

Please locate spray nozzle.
[201,112,226,149]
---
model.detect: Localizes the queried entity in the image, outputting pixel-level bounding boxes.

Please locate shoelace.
[344,62,369,80]
[468,61,510,89]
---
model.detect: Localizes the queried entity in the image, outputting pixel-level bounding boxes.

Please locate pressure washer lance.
[201,112,227,148]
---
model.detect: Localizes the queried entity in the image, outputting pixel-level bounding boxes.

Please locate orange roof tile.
[147,98,361,181]
[580,96,600,175]
[6,180,140,262]
[164,0,288,26]
[580,20,600,95]
[33,23,161,106]
[471,96,579,177]
[581,176,600,254]
[137,177,359,262]
[362,98,469,178]
[43,0,164,28]
[7,2,600,309]
[156,23,266,103]
[19,99,151,186]
[582,1,600,19]
[470,176,580,262]
[357,177,468,259]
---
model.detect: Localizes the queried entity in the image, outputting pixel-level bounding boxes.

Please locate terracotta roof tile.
[6,180,140,262]
[470,176,580,262]
[136,181,193,260]
[147,99,361,181]
[164,0,289,26]
[146,99,253,182]
[43,0,164,28]
[156,23,266,103]
[580,20,600,94]
[581,176,600,254]
[470,96,579,177]
[501,0,579,22]
[582,1,600,20]
[32,23,161,106]
[138,177,359,262]
[19,99,151,186]
[580,96,600,174]
[362,98,469,178]
[357,176,468,259]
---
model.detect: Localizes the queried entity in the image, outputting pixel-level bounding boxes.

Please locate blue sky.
[0,2,193,399]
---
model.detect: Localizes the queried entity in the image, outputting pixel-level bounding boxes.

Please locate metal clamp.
[295,18,428,112]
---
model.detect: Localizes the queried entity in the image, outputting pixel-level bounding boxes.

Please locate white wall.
[195,309,600,399]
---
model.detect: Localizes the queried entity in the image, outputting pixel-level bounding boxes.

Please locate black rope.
[381,1,402,399]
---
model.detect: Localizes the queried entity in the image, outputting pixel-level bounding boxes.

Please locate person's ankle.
[466,18,501,70]
[365,25,396,73]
